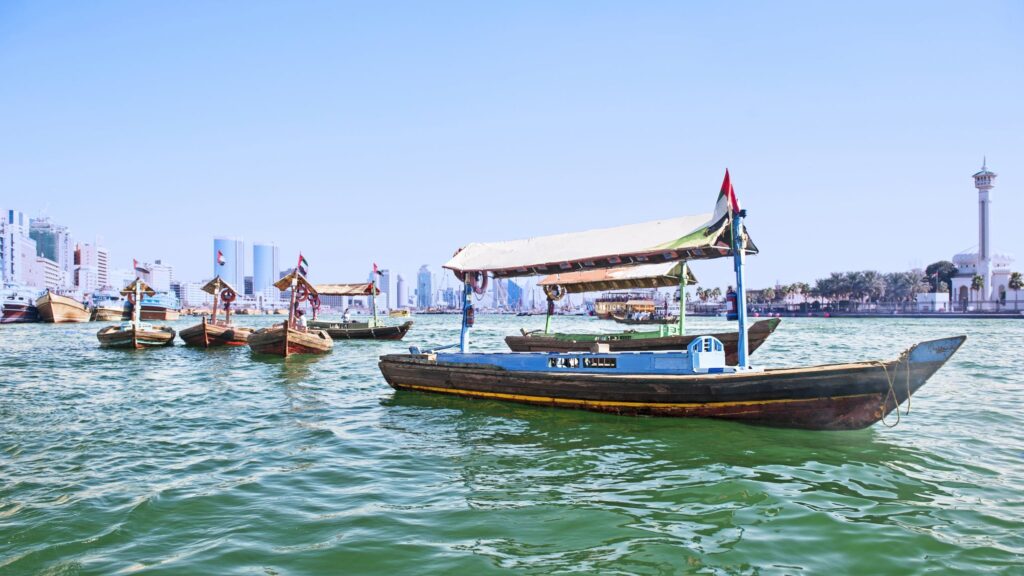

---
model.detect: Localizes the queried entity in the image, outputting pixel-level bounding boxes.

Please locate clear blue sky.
[1,1,1021,290]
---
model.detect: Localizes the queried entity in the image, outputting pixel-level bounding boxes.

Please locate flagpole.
[678,262,687,335]
[459,275,472,352]
[732,211,750,368]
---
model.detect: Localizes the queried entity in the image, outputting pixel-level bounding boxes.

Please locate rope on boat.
[876,350,912,428]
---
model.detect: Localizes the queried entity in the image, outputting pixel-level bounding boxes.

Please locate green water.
[1,315,1022,574]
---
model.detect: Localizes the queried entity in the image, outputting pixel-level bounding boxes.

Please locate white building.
[145,260,174,292]
[75,242,110,293]
[1,210,38,286]
[950,161,1016,310]
[30,256,62,290]
[29,217,75,288]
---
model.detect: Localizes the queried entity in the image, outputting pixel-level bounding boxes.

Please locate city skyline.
[1,2,1022,291]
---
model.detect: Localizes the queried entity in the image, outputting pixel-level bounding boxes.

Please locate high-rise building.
[370,268,392,309]
[252,243,280,296]
[396,274,407,308]
[146,260,174,292]
[213,237,245,290]
[29,217,74,288]
[508,280,523,310]
[416,265,432,308]
[31,256,62,289]
[1,210,38,286]
[244,276,254,296]
[75,242,110,292]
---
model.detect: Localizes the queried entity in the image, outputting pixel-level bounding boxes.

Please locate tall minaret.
[972,159,997,300]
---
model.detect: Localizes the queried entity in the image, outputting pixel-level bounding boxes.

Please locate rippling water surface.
[2,315,1022,574]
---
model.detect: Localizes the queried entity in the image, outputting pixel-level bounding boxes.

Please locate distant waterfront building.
[395,274,407,308]
[442,287,459,309]
[369,268,392,309]
[1,210,38,286]
[252,243,279,296]
[75,242,110,292]
[508,280,523,310]
[174,281,211,307]
[29,217,74,288]
[31,256,62,289]
[143,260,174,292]
[213,237,245,290]
[108,268,135,290]
[951,161,1015,308]
[416,265,432,308]
[244,276,254,296]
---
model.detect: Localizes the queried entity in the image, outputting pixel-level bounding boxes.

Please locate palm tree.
[1009,272,1023,310]
[971,274,984,308]
[764,287,776,303]
[710,287,722,302]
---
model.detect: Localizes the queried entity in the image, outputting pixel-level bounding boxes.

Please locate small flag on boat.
[298,254,309,276]
[720,169,741,215]
[133,258,139,270]
[217,250,225,266]
[373,263,383,276]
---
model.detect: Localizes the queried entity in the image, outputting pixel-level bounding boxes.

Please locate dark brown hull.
[1,303,39,323]
[248,323,333,357]
[312,320,413,340]
[378,336,966,430]
[92,307,130,322]
[96,324,176,349]
[179,318,254,347]
[506,319,780,361]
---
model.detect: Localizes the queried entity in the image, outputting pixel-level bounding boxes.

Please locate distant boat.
[309,278,415,341]
[36,290,91,323]
[1,285,40,323]
[389,308,412,318]
[90,289,130,322]
[179,277,254,347]
[96,279,176,349]
[139,291,181,321]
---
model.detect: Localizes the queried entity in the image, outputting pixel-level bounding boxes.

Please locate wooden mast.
[678,262,687,335]
[211,278,221,324]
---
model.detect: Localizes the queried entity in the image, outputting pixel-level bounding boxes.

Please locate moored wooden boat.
[389,308,412,318]
[312,319,413,340]
[1,286,40,323]
[179,277,253,347]
[97,323,176,348]
[92,305,130,322]
[248,321,333,356]
[310,277,415,341]
[36,290,91,323]
[96,279,176,349]
[381,170,966,430]
[506,318,780,361]
[247,254,332,357]
[611,310,677,325]
[380,335,965,430]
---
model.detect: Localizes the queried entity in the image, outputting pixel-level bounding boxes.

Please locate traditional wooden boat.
[507,318,780,360]
[36,290,91,323]
[96,279,176,349]
[247,255,332,357]
[389,308,412,318]
[504,262,778,360]
[309,278,415,341]
[179,277,254,347]
[379,170,965,430]
[611,309,677,325]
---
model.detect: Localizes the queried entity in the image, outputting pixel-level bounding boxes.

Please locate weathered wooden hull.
[96,325,177,349]
[35,292,91,323]
[247,323,333,357]
[506,319,780,361]
[311,320,413,341]
[92,306,130,322]
[140,306,181,321]
[179,318,254,347]
[378,336,966,430]
[1,303,39,323]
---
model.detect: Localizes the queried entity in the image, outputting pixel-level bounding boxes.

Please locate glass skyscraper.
[252,243,279,295]
[213,237,244,290]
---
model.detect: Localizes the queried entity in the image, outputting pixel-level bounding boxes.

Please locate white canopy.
[444,197,755,278]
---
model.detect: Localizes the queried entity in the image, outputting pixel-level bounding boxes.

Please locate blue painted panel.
[435,351,702,375]
[907,336,966,364]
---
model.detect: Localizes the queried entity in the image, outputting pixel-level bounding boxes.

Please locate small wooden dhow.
[36,290,92,323]
[309,278,414,341]
[179,277,254,347]
[506,262,779,361]
[379,171,965,430]
[96,279,176,349]
[389,309,412,318]
[247,255,333,357]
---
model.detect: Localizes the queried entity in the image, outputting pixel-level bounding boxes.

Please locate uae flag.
[217,250,226,266]
[298,254,309,276]
[720,169,740,214]
[373,262,383,276]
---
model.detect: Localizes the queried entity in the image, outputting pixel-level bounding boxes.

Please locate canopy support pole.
[732,211,750,367]
[132,281,142,327]
[544,297,553,334]
[678,262,687,335]
[370,276,379,326]
[459,276,472,352]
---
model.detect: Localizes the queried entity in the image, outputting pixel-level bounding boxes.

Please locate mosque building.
[950,161,1015,309]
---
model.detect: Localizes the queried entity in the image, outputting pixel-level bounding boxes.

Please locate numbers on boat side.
[548,357,617,369]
